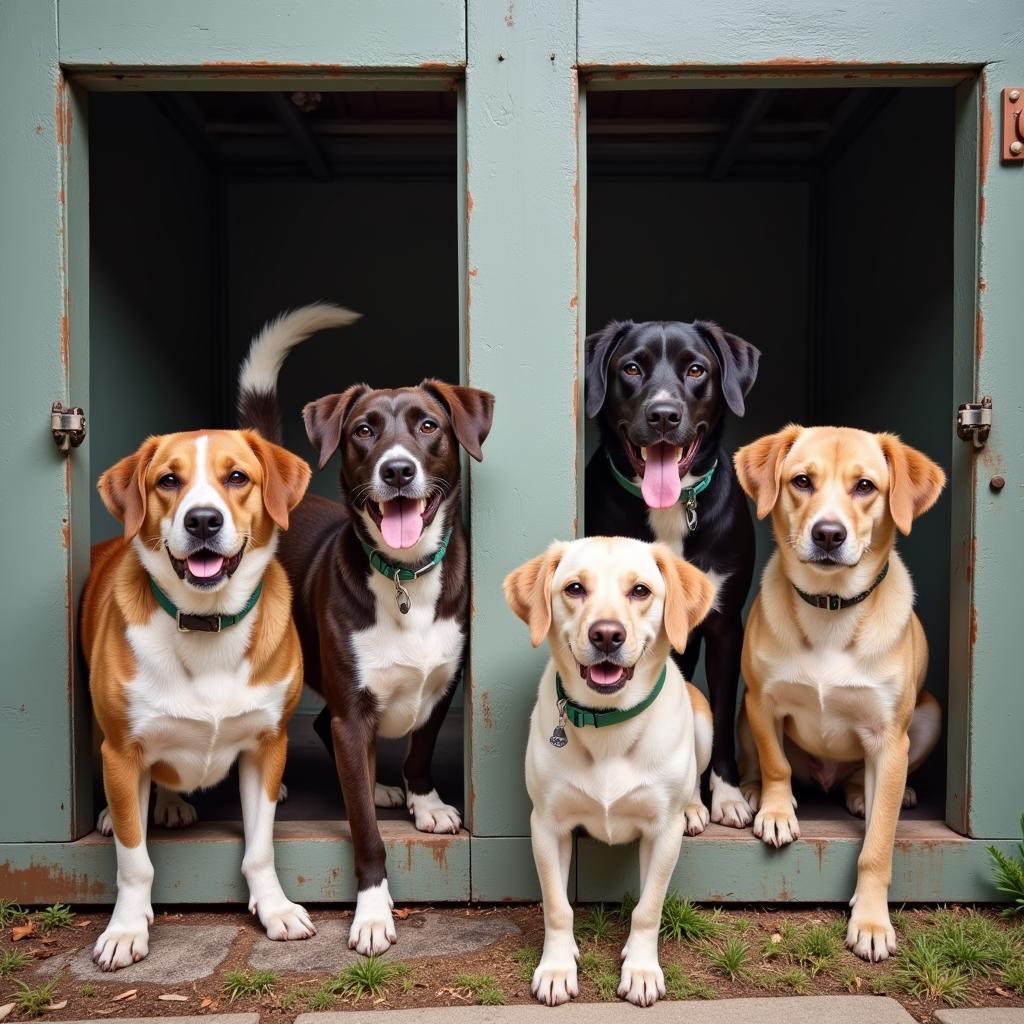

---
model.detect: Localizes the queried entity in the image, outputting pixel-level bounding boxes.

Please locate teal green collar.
[554,664,667,729]
[358,529,453,615]
[793,561,890,612]
[149,576,262,633]
[607,454,717,532]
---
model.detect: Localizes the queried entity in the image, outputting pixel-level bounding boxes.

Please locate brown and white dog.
[733,425,945,962]
[81,429,312,970]
[236,305,495,957]
[505,537,714,1006]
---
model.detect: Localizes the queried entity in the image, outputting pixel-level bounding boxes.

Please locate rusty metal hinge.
[1002,88,1024,162]
[956,396,992,450]
[51,401,86,452]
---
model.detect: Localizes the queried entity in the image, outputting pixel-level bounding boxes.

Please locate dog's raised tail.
[237,302,361,442]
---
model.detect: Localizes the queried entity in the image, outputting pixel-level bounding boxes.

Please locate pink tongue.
[186,552,225,579]
[380,497,424,549]
[589,662,624,686]
[640,441,682,509]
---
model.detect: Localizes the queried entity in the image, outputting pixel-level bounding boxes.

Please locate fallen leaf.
[159,994,188,1002]
[111,989,137,1002]
[0,1003,16,1022]
[12,921,36,941]
[93,1009,114,1015]
[393,908,412,919]
[200,998,213,1009]
[852,976,863,992]
[45,1001,68,1011]
[770,932,782,944]
[76,920,91,928]
[39,937,58,947]
[996,987,1012,998]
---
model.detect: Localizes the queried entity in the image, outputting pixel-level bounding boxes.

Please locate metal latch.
[1002,88,1024,162]
[51,401,86,452]
[956,396,992,450]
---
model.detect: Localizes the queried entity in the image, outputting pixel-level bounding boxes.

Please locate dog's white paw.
[153,790,198,829]
[375,781,405,808]
[846,896,897,962]
[93,919,150,971]
[532,957,579,1006]
[683,801,710,836]
[254,897,315,941]
[753,801,801,847]
[407,789,461,834]
[618,955,665,1007]
[349,881,397,956]
[96,806,114,837]
[710,775,754,828]
[277,783,289,804]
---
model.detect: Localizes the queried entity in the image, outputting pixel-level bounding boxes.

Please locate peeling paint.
[979,74,992,185]
[480,691,495,730]
[504,0,514,28]
[0,859,106,903]
[970,606,978,647]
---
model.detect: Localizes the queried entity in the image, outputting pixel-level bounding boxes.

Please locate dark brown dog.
[237,303,494,956]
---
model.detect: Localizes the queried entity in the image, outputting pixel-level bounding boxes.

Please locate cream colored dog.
[733,425,945,963]
[505,537,714,1007]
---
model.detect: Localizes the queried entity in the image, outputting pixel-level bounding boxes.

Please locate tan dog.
[81,429,312,970]
[505,537,714,1006]
[733,425,945,962]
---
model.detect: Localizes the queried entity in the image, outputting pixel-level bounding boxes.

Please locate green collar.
[149,576,262,633]
[358,529,453,615]
[554,664,667,729]
[607,454,717,532]
[793,561,890,612]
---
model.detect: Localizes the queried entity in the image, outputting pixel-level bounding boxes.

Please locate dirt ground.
[1,903,1022,1023]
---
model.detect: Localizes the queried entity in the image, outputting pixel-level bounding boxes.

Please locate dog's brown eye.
[226,470,249,487]
[686,364,705,379]
[855,478,876,495]
[622,362,641,377]
[792,474,813,491]
[630,583,651,599]
[420,419,439,434]
[157,473,180,491]
[564,581,586,598]
[354,423,373,439]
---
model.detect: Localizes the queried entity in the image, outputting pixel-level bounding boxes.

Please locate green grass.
[792,924,841,976]
[0,899,29,929]
[662,963,716,1000]
[659,894,721,943]
[618,891,638,926]
[323,957,409,1001]
[891,933,970,1006]
[1003,960,1024,994]
[513,945,541,982]
[754,967,811,994]
[575,903,616,942]
[37,903,75,933]
[401,976,416,994]
[592,970,620,1001]
[307,987,335,1010]
[13,978,59,1017]
[988,813,1024,917]
[577,948,618,1001]
[760,922,797,959]
[0,949,32,978]
[706,937,751,982]
[223,969,278,1002]
[453,972,505,1006]
[80,983,98,998]
[277,987,309,1012]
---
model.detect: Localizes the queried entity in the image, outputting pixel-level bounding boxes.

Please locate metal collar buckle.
[177,611,221,633]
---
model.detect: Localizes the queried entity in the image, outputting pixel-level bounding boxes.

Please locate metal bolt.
[990,475,1006,492]
[1012,140,1024,155]
[1010,90,1021,102]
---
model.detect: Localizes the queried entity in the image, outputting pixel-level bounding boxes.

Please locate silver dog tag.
[394,578,412,615]
[550,699,568,748]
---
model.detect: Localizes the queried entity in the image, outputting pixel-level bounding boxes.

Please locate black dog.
[585,320,760,828]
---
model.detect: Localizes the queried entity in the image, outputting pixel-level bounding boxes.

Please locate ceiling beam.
[708,89,774,180]
[818,88,898,167]
[268,92,331,181]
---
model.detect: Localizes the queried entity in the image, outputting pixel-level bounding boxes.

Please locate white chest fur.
[349,566,464,738]
[124,608,291,793]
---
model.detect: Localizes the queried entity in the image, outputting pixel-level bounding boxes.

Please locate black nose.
[589,619,626,654]
[379,457,417,488]
[184,506,223,541]
[811,520,847,553]
[646,402,682,434]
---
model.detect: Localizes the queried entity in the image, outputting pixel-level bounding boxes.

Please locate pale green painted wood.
[465,0,580,838]
[0,0,82,842]
[0,825,470,904]
[58,0,465,70]
[577,0,1022,67]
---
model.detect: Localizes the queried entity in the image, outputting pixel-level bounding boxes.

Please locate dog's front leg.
[846,730,909,962]
[94,744,154,971]
[620,818,686,1006]
[239,733,315,942]
[530,810,578,1006]
[404,677,461,834]
[704,611,753,828]
[745,690,800,847]
[331,711,396,956]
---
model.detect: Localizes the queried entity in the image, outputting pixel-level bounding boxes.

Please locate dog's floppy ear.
[651,543,715,653]
[422,380,496,462]
[302,385,370,471]
[503,542,568,647]
[694,322,761,417]
[734,424,803,519]
[585,320,634,418]
[97,436,161,541]
[876,433,946,535]
[242,430,312,531]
